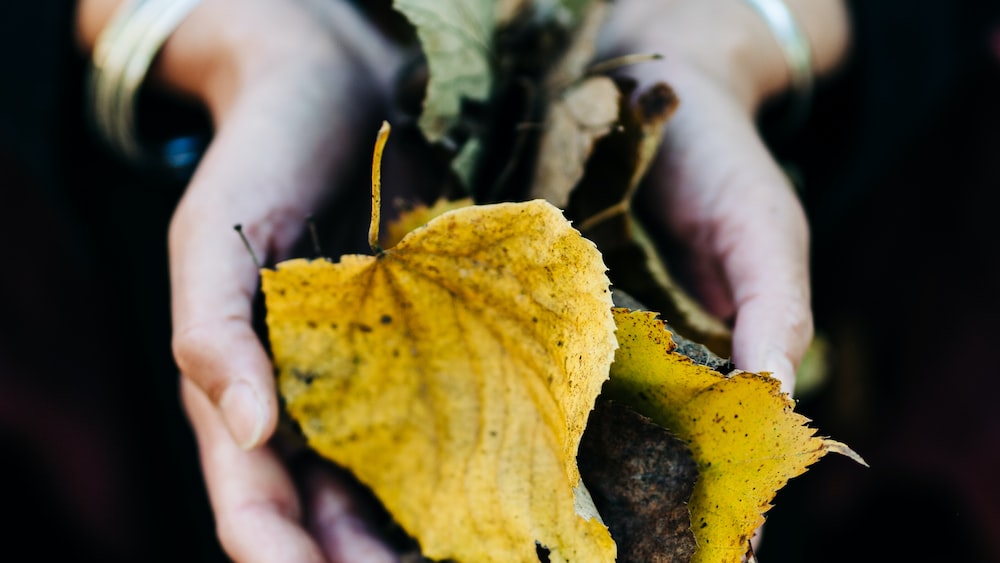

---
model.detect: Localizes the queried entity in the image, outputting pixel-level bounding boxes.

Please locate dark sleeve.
[767,0,1000,244]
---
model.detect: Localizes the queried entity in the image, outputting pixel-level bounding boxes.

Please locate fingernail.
[219,381,266,450]
[765,350,796,397]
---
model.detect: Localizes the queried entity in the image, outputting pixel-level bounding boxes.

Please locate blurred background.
[759,5,1000,561]
[1,1,999,562]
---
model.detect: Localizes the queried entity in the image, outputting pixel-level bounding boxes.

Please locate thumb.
[170,201,281,450]
[169,60,377,449]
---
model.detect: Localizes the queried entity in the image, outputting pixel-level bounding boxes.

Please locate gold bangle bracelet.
[743,0,814,134]
[87,0,204,169]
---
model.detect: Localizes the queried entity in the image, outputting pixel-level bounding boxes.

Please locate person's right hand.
[78,0,405,560]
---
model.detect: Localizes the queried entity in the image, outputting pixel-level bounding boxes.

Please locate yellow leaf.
[382,196,474,249]
[604,309,866,563]
[262,199,618,562]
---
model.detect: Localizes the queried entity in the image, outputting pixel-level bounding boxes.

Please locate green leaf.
[393,0,496,143]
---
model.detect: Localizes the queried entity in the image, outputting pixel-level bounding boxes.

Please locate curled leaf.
[605,309,866,563]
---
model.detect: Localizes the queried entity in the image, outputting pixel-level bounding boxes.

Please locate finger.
[170,196,277,450]
[726,214,813,397]
[647,74,813,394]
[182,377,328,563]
[168,47,383,450]
[301,465,399,563]
[701,133,812,394]
[696,137,813,395]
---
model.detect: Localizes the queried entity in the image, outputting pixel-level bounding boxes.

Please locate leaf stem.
[233,224,262,268]
[586,53,663,76]
[370,120,391,254]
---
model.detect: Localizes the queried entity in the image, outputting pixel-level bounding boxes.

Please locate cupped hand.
[599,0,849,395]
[151,0,402,560]
[635,60,814,396]
[600,0,848,557]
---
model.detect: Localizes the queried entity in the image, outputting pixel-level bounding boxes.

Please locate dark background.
[760,7,1000,561]
[1,1,999,562]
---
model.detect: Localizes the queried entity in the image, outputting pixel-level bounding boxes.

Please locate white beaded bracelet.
[743,0,814,133]
[87,0,204,169]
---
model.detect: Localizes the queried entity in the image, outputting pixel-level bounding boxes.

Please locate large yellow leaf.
[261,199,618,562]
[605,309,866,563]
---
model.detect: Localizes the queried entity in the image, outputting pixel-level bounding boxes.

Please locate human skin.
[78,1,403,561]
[599,0,849,552]
[76,0,848,560]
[600,0,850,395]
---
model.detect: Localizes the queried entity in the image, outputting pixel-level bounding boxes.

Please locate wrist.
[164,0,401,122]
[736,0,852,106]
[75,0,234,115]
[77,0,400,122]
[601,0,850,113]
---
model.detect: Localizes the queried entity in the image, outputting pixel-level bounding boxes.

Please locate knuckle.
[172,321,232,403]
[214,517,244,562]
[171,323,212,369]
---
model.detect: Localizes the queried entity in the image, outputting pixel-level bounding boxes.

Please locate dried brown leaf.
[531,76,620,207]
